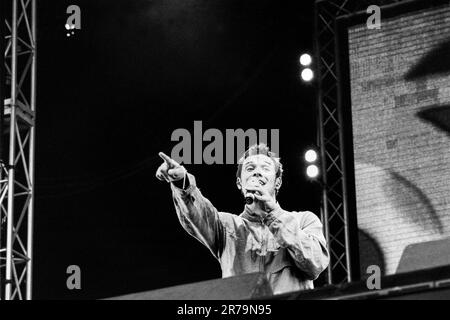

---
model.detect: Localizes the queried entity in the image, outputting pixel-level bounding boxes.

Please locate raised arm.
[156,152,225,260]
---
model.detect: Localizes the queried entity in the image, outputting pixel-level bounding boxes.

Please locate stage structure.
[314,0,407,285]
[0,0,37,300]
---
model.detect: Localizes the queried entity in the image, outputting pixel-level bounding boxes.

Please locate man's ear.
[275,177,282,191]
[236,177,242,190]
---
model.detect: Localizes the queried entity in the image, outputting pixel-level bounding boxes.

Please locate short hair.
[236,143,283,179]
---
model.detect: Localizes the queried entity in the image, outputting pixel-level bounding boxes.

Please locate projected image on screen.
[348,4,450,275]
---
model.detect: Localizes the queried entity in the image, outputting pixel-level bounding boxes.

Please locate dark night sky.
[32,0,319,299]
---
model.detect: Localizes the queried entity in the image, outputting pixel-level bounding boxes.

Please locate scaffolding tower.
[0,0,36,300]
[314,0,407,286]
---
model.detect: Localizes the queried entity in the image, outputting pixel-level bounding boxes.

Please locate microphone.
[244,179,263,205]
[245,191,256,205]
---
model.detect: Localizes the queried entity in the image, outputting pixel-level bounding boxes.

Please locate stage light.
[65,23,70,30]
[305,150,318,163]
[301,68,314,82]
[306,164,319,178]
[299,53,312,66]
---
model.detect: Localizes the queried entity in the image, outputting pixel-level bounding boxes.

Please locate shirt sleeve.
[264,207,330,280]
[170,173,226,260]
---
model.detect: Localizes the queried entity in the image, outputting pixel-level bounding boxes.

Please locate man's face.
[240,154,278,198]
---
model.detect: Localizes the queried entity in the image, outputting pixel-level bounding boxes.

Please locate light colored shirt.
[171,173,330,295]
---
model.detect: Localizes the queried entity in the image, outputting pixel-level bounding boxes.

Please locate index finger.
[159,152,174,165]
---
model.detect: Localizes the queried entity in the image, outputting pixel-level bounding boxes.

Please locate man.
[156,144,329,295]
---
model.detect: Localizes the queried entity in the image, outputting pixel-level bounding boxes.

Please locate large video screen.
[348,4,450,275]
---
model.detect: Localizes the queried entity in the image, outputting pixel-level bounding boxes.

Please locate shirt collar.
[239,202,281,223]
[239,206,263,222]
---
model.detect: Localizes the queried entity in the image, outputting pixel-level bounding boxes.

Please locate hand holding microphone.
[244,181,278,214]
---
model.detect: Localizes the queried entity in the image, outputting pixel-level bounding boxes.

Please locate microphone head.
[245,192,255,205]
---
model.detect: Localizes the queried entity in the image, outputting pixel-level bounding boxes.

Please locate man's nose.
[252,171,262,177]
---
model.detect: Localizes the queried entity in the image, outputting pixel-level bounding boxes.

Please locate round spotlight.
[65,23,70,30]
[306,165,319,178]
[299,53,312,66]
[301,68,314,82]
[305,150,318,163]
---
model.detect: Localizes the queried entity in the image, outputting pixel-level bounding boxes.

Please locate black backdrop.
[29,0,321,299]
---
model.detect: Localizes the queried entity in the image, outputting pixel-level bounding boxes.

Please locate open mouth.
[248,177,266,186]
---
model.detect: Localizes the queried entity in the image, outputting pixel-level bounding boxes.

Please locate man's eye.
[246,166,254,171]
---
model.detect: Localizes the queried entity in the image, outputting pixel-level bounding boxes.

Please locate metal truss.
[314,0,405,285]
[0,0,36,300]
